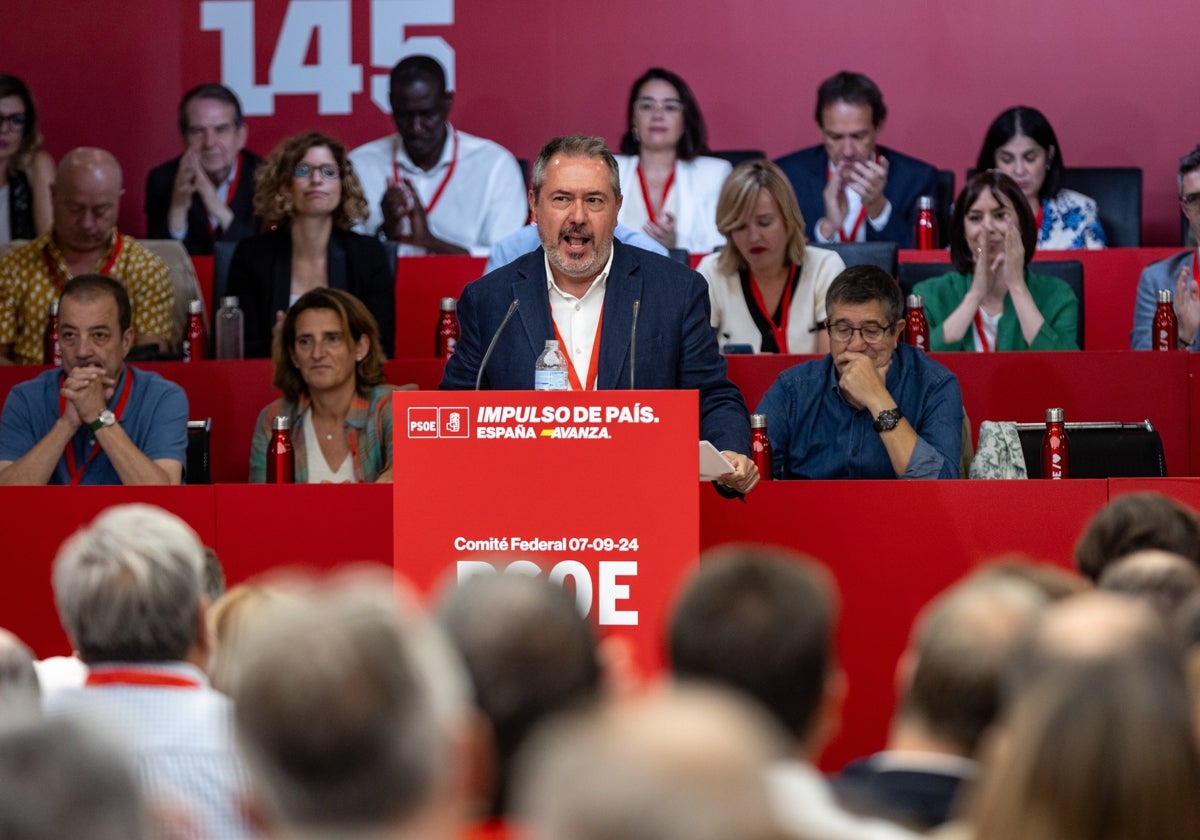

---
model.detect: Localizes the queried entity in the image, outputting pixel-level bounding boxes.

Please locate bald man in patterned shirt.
[0,147,174,365]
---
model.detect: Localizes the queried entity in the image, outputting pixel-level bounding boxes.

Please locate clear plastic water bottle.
[534,339,569,391]
[214,296,244,360]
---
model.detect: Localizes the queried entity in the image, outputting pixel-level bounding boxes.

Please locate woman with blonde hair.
[697,160,845,353]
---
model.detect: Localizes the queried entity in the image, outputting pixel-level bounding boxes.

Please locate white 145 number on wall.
[199,0,456,115]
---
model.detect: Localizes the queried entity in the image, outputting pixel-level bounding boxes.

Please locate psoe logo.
[440,407,470,438]
[407,407,438,438]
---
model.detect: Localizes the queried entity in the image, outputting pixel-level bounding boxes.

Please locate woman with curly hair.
[228,131,394,357]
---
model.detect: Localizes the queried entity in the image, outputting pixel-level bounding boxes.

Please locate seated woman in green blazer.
[914,170,1079,351]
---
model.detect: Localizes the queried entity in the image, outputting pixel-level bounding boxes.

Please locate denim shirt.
[756,343,963,479]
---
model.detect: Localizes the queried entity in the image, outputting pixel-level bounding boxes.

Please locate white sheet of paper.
[699,440,734,481]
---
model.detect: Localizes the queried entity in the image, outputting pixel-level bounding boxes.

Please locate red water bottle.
[266,416,295,484]
[905,294,929,351]
[1041,407,1069,480]
[750,413,773,481]
[436,297,459,358]
[914,196,937,250]
[1153,289,1178,351]
[183,300,207,362]
[43,300,61,367]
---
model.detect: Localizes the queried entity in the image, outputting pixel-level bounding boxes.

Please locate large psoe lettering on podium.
[393,390,698,670]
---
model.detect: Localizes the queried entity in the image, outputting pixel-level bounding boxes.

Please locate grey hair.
[52,504,206,664]
[232,573,470,833]
[0,718,148,840]
[530,134,621,201]
[0,628,41,727]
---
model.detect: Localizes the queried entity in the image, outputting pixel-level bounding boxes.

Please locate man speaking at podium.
[440,134,758,495]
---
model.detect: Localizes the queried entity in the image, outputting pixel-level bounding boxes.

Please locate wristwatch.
[87,410,116,433]
[873,408,904,433]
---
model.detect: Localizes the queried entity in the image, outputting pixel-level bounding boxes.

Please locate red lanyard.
[86,666,201,689]
[552,308,604,391]
[1035,202,1045,238]
[41,231,124,292]
[207,157,241,235]
[393,130,459,216]
[827,154,875,242]
[635,162,675,227]
[60,367,134,484]
[972,310,996,353]
[747,265,797,353]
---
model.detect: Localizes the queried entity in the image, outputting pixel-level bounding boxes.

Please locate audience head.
[968,556,1090,603]
[1008,590,1181,702]
[52,503,208,666]
[438,572,600,816]
[714,159,807,276]
[668,544,839,751]
[1073,492,1200,582]
[0,718,149,840]
[176,82,247,184]
[515,684,787,840]
[1098,550,1200,620]
[814,71,886,169]
[898,574,1049,756]
[389,55,452,165]
[972,658,1200,840]
[0,73,44,172]
[253,130,367,228]
[207,583,291,695]
[0,628,40,726]
[1178,145,1200,237]
[975,106,1065,204]
[233,571,471,837]
[273,287,386,402]
[618,67,710,161]
[52,147,123,254]
[58,274,134,379]
[948,170,1037,273]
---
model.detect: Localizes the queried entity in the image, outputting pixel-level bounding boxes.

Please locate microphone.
[629,299,640,390]
[475,299,520,390]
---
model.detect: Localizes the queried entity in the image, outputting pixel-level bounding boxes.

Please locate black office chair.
[822,242,898,277]
[668,248,691,264]
[1060,167,1142,247]
[897,259,1084,349]
[187,418,212,485]
[708,149,766,167]
[1014,420,1166,478]
[934,169,956,248]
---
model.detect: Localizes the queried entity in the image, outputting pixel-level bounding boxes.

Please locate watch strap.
[873,407,904,432]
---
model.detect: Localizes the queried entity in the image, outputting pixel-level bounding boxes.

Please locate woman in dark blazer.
[227,130,395,357]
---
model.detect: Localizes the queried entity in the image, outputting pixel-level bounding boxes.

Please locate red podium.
[392,390,699,671]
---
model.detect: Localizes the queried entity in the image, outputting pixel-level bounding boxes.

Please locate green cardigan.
[912,269,1080,351]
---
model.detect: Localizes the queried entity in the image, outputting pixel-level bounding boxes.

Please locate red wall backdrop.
[3,0,1193,244]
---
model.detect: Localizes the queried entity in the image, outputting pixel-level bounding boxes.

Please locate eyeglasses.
[293,162,340,180]
[827,321,894,344]
[0,112,27,132]
[1181,193,1200,211]
[634,98,684,116]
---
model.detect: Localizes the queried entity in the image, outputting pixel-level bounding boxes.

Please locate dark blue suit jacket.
[439,241,750,453]
[145,150,264,256]
[773,145,937,248]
